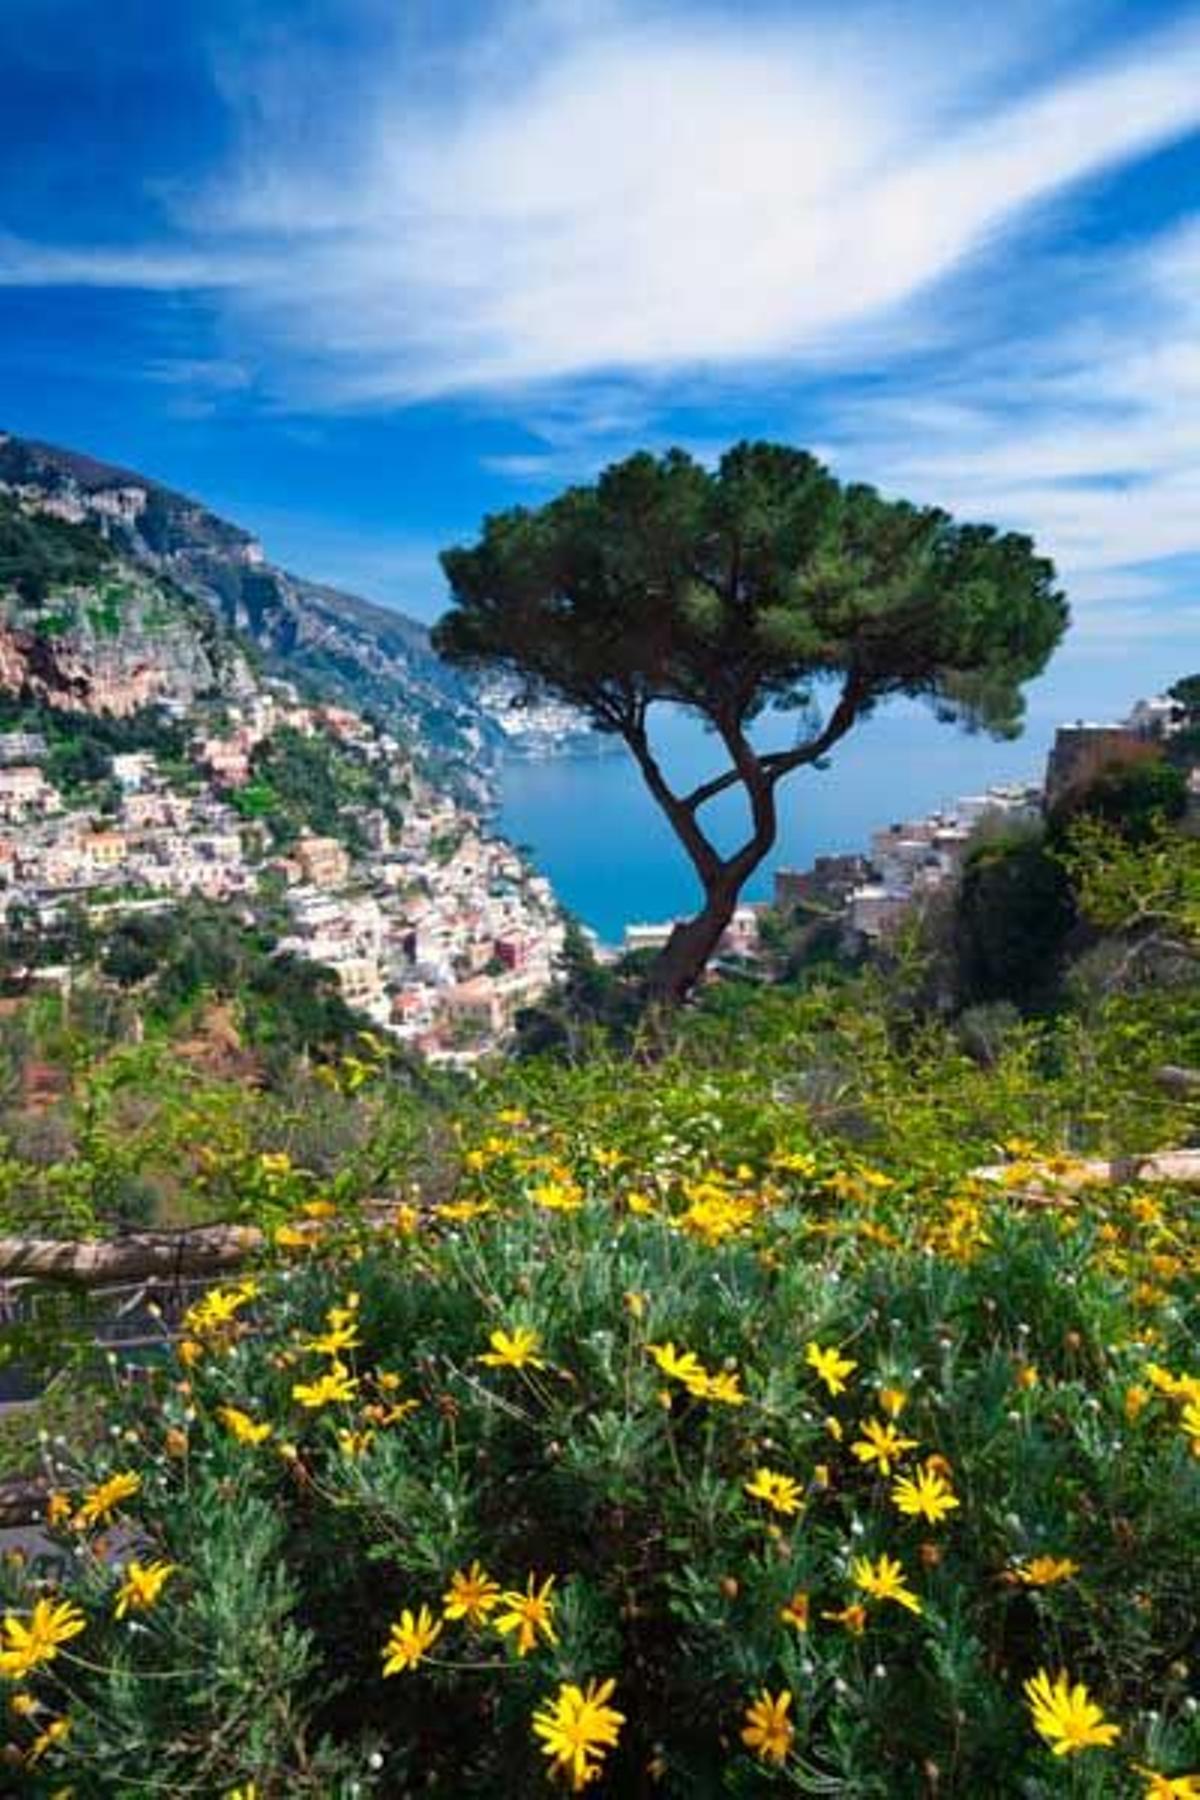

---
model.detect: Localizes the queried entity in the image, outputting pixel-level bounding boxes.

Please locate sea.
[497,698,1056,948]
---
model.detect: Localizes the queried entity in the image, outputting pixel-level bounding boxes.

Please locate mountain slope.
[0,490,253,717]
[0,430,490,784]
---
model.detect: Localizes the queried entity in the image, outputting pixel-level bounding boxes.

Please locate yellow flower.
[442,1561,501,1626]
[177,1338,204,1367]
[741,1688,795,1765]
[336,1428,376,1458]
[291,1364,358,1408]
[852,1552,923,1614]
[645,1342,706,1386]
[1015,1363,1040,1391]
[0,1599,86,1679]
[363,1398,420,1428]
[1024,1668,1119,1756]
[301,1310,361,1357]
[439,1199,496,1223]
[822,1601,868,1634]
[890,1462,960,1526]
[114,1560,176,1620]
[218,1406,273,1447]
[301,1198,337,1219]
[1147,1364,1200,1403]
[851,1418,919,1477]
[1125,1385,1150,1422]
[779,1590,810,1632]
[274,1223,310,1251]
[1182,1400,1200,1455]
[769,1148,817,1176]
[1014,1555,1079,1587]
[44,1492,71,1528]
[382,1605,443,1675]
[530,1179,584,1212]
[532,1677,624,1793]
[743,1467,804,1517]
[26,1713,70,1764]
[495,1574,558,1657]
[878,1386,909,1418]
[691,1367,746,1406]
[183,1281,256,1337]
[74,1470,141,1530]
[677,1193,756,1246]
[1136,1769,1200,1798]
[477,1327,546,1371]
[805,1342,857,1396]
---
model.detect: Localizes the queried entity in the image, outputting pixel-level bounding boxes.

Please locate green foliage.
[12,1081,1198,1794]
[953,832,1076,1012]
[0,697,190,799]
[3,810,1199,1793]
[240,726,401,853]
[436,443,1067,739]
[97,900,369,1067]
[0,494,114,607]
[1051,756,1188,846]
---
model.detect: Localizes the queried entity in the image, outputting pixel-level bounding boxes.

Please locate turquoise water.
[498,699,1053,946]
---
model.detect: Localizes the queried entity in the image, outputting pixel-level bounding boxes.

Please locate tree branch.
[622,719,724,888]
[760,670,869,785]
[711,709,777,881]
[677,671,870,815]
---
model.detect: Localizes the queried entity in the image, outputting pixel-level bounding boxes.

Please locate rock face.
[0,491,251,716]
[0,431,490,778]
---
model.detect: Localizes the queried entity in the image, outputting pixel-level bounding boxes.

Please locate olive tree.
[435,443,1067,1004]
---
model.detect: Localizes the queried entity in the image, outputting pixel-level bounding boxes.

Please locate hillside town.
[0,679,564,1062]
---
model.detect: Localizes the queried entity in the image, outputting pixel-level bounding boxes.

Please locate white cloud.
[817,212,1200,651]
[3,0,1200,660]
[4,4,1200,405]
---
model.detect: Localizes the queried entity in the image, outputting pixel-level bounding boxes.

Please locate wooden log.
[0,1201,416,1289]
[973,1149,1200,1194]
[1157,1064,1200,1096]
[0,1475,49,1530]
[0,1224,264,1288]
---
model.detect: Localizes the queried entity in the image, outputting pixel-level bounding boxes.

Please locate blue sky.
[3,0,1200,726]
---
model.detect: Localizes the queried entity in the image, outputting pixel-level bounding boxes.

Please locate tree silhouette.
[436,443,1067,1004]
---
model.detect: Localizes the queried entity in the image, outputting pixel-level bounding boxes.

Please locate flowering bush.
[4,1067,1199,1796]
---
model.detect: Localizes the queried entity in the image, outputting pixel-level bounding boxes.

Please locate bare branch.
[677,671,870,815]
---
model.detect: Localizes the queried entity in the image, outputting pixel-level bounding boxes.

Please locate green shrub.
[7,1099,1198,1795]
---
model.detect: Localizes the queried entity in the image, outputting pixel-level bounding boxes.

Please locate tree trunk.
[645,880,742,1007]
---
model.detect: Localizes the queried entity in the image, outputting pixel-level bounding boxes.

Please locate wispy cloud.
[4,4,1200,404]
[3,0,1200,662]
[818,213,1200,648]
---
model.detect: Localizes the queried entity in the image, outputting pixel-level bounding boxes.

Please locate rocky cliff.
[0,431,489,779]
[0,492,252,717]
